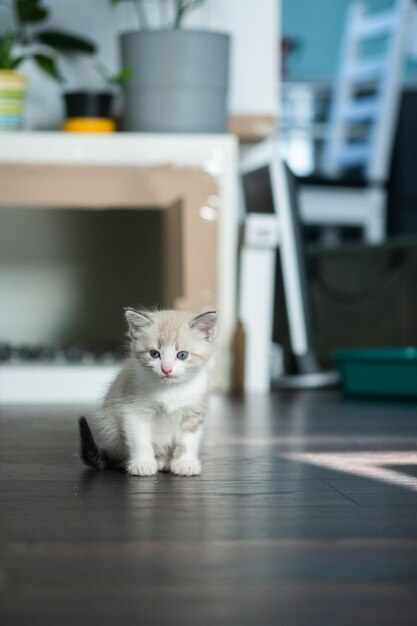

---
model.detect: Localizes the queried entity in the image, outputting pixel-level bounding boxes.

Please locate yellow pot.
[63,117,116,133]
[0,70,26,131]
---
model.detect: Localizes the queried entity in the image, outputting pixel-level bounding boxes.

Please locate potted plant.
[62,65,132,133]
[110,0,230,133]
[0,0,96,130]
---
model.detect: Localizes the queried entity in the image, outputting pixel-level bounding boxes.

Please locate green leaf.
[16,0,49,24]
[33,53,63,82]
[10,55,27,70]
[35,30,96,54]
[174,0,205,29]
[111,67,133,85]
[0,33,16,70]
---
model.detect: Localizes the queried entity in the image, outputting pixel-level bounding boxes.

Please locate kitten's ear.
[190,311,217,341]
[124,308,152,338]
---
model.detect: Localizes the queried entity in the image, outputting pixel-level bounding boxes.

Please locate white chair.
[298,0,412,243]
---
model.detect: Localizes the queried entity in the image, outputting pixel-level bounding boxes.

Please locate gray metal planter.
[120,30,230,133]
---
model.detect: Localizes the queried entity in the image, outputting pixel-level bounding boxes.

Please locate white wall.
[187,0,279,116]
[1,0,279,129]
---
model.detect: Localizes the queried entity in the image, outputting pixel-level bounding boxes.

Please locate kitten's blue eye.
[177,351,189,361]
[149,350,160,359]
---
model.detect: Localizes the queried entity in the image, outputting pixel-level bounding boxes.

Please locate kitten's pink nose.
[162,365,172,376]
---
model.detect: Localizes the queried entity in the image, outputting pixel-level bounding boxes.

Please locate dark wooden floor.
[1,391,417,625]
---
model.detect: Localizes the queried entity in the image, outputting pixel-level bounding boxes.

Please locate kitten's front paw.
[127,458,157,476]
[171,457,201,477]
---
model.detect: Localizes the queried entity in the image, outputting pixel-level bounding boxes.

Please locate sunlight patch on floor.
[281,451,417,491]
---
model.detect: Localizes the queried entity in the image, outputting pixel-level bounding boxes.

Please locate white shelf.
[0,131,236,168]
[0,132,239,396]
[0,363,119,405]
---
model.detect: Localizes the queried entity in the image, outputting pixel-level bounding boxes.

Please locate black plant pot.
[64,91,114,119]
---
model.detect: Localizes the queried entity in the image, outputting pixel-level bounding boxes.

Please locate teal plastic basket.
[333,347,417,399]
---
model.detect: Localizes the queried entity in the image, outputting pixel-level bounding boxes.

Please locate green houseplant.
[110,0,230,133]
[0,0,96,129]
[110,0,206,30]
[62,63,133,133]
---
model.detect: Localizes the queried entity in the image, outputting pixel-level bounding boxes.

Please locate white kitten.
[79,308,217,477]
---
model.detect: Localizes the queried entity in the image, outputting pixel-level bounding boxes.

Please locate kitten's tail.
[78,416,109,470]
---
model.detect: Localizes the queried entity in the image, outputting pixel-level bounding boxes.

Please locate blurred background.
[0,0,416,402]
